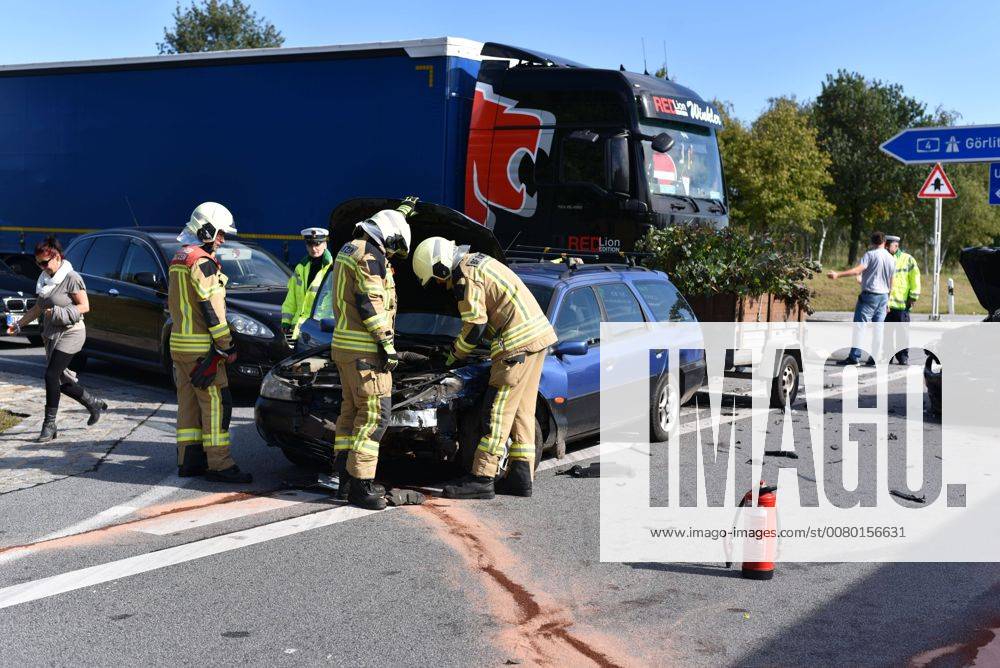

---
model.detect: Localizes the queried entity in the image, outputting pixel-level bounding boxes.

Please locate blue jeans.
[847,291,888,362]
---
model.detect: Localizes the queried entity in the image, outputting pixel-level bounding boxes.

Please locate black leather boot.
[75,389,108,426]
[178,444,208,477]
[205,465,253,484]
[494,461,533,497]
[442,474,496,500]
[348,478,387,510]
[36,407,58,443]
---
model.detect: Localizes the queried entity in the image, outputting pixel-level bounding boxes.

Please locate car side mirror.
[650,132,674,153]
[320,318,336,333]
[553,340,589,357]
[134,272,162,289]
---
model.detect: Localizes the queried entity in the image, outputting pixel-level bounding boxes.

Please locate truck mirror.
[609,134,630,195]
[651,132,674,153]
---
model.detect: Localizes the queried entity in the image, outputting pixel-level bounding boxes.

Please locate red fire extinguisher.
[725,482,778,580]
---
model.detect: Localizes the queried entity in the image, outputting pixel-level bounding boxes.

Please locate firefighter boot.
[348,478,387,510]
[35,407,58,443]
[442,474,496,500]
[204,446,253,484]
[494,460,533,497]
[178,443,208,477]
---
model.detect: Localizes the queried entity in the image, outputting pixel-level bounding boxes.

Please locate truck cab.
[464,43,728,253]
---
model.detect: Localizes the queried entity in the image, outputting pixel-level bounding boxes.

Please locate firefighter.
[330,197,418,510]
[280,227,334,343]
[886,234,921,364]
[168,202,252,483]
[412,237,556,499]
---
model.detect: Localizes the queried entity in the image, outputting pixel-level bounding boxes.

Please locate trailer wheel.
[769,354,800,408]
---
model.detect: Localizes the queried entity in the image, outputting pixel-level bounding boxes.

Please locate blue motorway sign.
[881,125,1000,164]
[990,163,1000,206]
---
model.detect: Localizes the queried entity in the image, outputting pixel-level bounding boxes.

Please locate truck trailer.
[0,37,728,261]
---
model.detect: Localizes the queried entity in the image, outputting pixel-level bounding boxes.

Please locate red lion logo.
[464,83,554,228]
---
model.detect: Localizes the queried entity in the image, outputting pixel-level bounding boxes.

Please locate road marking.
[130,490,327,535]
[0,505,387,610]
[536,368,912,473]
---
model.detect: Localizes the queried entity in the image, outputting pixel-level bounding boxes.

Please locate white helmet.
[356,209,412,258]
[178,202,237,245]
[412,236,470,286]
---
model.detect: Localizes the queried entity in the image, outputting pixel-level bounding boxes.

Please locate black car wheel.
[650,372,677,443]
[769,354,800,409]
[280,446,328,471]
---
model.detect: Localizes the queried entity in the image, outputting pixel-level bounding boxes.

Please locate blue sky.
[0,0,992,124]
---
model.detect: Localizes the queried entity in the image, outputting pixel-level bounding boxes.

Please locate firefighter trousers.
[472,348,546,479]
[333,354,392,480]
[173,358,235,471]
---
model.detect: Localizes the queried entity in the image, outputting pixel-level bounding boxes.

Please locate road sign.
[917,163,957,199]
[990,163,1000,206]
[880,124,1000,164]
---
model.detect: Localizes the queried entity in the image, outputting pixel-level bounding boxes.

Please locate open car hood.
[959,247,1000,315]
[328,198,506,317]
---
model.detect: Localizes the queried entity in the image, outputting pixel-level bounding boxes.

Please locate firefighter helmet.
[178,202,237,245]
[357,209,412,258]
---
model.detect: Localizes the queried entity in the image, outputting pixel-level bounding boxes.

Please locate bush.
[637,225,821,313]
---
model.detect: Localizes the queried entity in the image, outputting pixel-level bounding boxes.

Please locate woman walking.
[6,237,106,441]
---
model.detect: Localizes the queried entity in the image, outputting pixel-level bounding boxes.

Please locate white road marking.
[536,368,912,473]
[0,505,386,610]
[131,490,328,535]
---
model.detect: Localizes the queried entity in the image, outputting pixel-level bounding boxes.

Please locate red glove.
[190,347,237,389]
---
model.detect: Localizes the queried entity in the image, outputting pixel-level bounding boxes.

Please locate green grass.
[0,409,22,434]
[806,266,987,315]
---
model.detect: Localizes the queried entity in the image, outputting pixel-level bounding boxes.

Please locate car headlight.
[260,371,297,401]
[228,312,274,339]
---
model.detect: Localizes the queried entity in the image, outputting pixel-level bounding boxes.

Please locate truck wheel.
[650,372,677,443]
[769,354,800,409]
[280,446,328,471]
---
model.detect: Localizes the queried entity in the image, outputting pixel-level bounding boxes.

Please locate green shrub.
[636,225,821,313]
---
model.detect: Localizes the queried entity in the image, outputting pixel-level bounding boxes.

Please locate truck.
[0,37,727,261]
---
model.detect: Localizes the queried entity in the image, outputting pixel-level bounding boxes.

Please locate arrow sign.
[990,163,1000,206]
[881,124,1000,164]
[917,163,957,199]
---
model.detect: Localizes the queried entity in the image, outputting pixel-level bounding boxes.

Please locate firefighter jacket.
[168,246,232,362]
[330,239,396,355]
[889,250,921,310]
[451,253,556,361]
[281,251,333,337]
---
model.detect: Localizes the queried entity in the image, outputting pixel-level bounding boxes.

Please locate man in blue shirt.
[827,231,895,365]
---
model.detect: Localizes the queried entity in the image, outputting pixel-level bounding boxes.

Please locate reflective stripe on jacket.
[330,240,396,355]
[281,253,333,338]
[889,250,921,310]
[168,245,231,360]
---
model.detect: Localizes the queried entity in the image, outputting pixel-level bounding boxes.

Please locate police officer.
[169,202,252,483]
[330,197,417,510]
[886,234,921,364]
[412,237,556,499]
[281,228,334,343]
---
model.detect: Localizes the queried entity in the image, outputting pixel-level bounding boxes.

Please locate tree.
[715,98,834,236]
[812,71,929,264]
[158,0,284,54]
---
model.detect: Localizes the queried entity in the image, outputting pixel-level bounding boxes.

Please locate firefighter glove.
[396,196,420,218]
[380,341,399,373]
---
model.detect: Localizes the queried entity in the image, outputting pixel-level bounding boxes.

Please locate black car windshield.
[640,119,725,202]
[159,239,290,288]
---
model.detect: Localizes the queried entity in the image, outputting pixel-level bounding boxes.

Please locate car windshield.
[160,239,290,288]
[640,119,725,202]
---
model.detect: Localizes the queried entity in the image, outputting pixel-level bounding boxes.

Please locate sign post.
[917,164,957,320]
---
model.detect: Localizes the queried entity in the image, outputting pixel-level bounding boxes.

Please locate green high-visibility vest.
[281,251,333,339]
[889,250,921,310]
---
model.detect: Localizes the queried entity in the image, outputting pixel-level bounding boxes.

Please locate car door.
[112,239,168,362]
[77,235,130,353]
[552,285,603,437]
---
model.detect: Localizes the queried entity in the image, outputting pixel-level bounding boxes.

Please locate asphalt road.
[0,339,997,666]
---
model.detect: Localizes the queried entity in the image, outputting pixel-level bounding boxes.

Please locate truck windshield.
[639,120,725,203]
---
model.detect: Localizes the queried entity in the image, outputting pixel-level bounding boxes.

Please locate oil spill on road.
[417,501,644,667]
[908,613,1000,667]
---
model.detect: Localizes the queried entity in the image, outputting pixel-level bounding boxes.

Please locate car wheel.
[27,335,43,347]
[533,419,543,471]
[68,353,87,372]
[280,446,328,471]
[650,372,677,443]
[769,354,800,409]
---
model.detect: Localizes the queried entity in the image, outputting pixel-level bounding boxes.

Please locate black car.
[255,199,706,471]
[63,228,293,387]
[0,257,42,345]
[1,253,42,281]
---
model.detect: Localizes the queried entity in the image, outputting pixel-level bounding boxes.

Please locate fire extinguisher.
[725,482,778,580]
